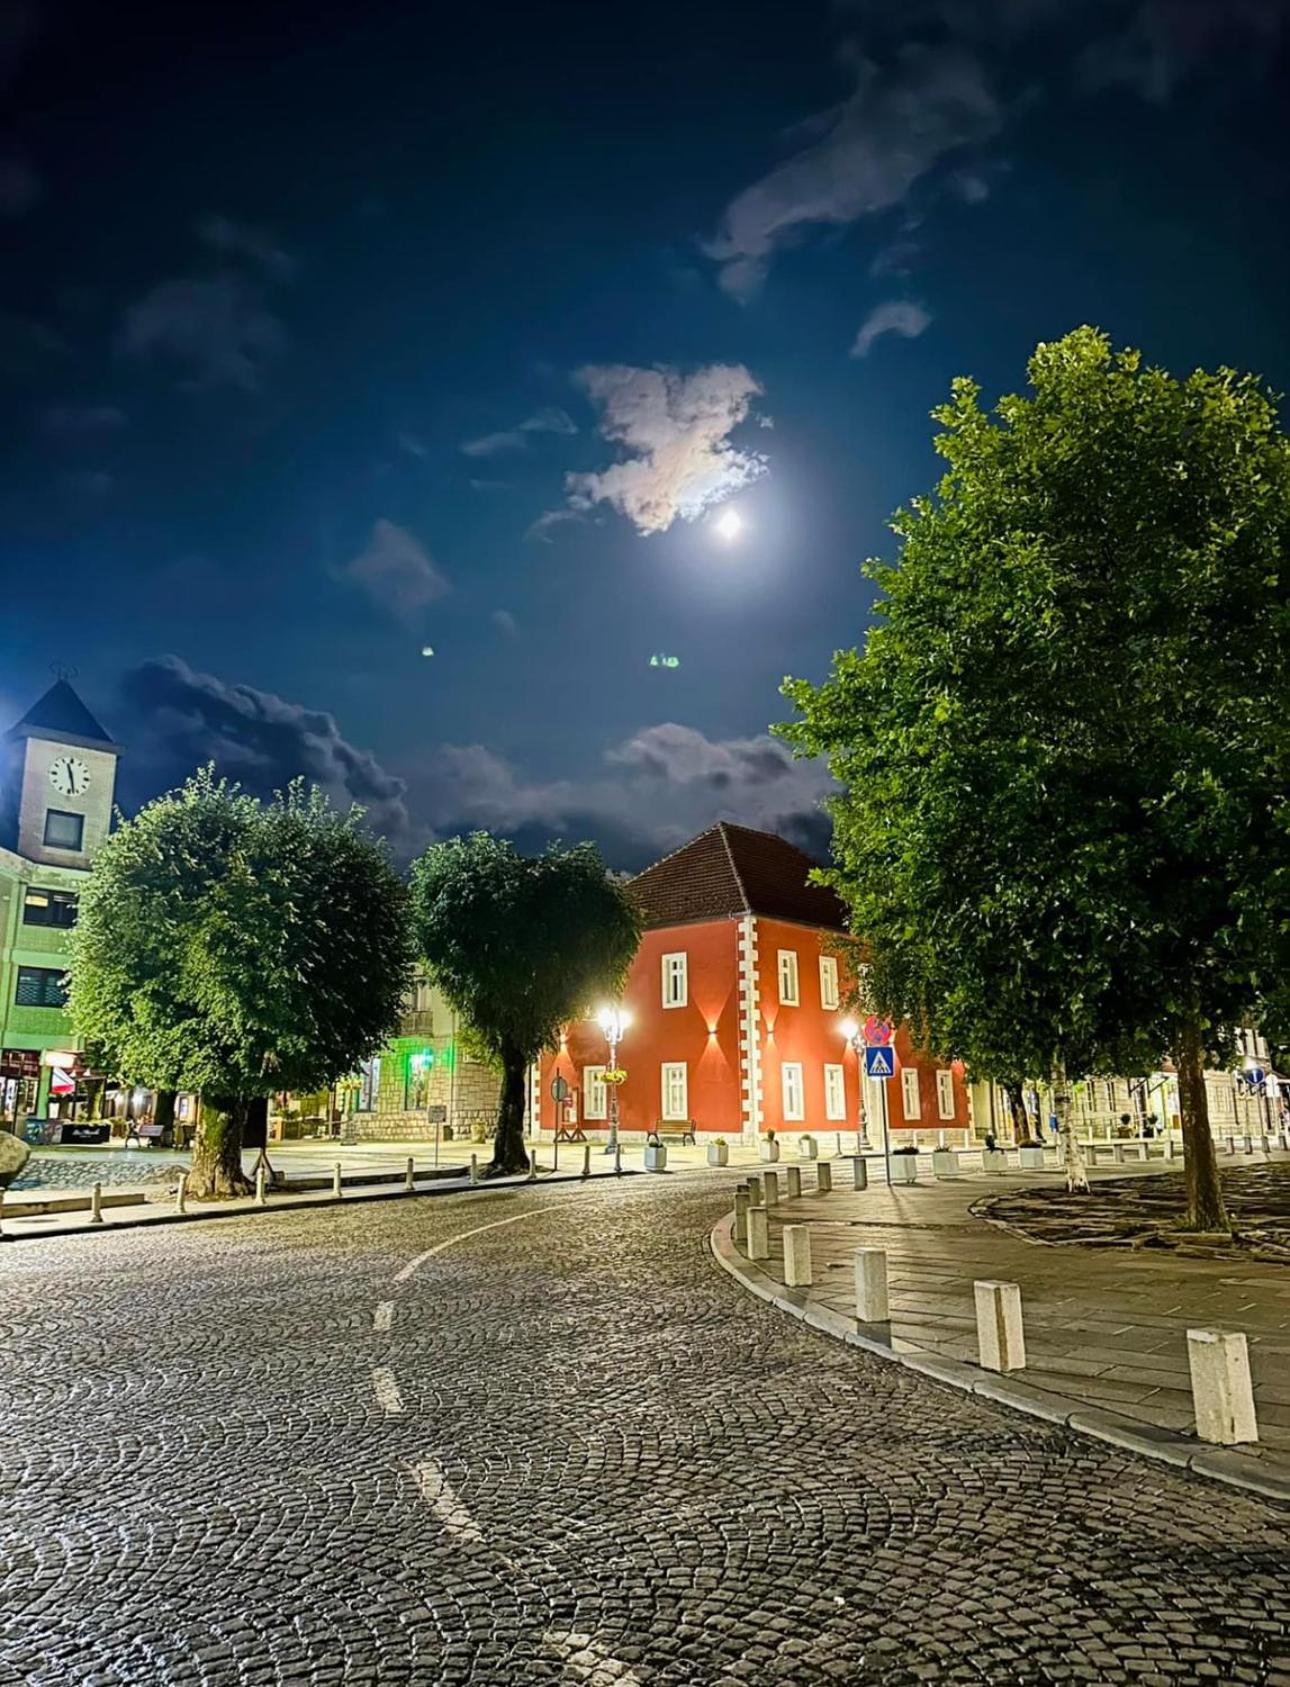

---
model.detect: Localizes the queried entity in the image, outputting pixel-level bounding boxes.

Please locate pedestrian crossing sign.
[864,1045,895,1079]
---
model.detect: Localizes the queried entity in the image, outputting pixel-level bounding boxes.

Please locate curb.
[0,1167,638,1242]
[708,1212,1290,1507]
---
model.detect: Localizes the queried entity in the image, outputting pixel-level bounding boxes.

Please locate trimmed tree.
[783,327,1290,1228]
[408,834,641,1176]
[69,772,412,1198]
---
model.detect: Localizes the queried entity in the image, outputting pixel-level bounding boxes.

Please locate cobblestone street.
[3,1174,1290,1685]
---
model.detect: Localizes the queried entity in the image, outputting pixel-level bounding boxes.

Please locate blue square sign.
[864,1045,895,1080]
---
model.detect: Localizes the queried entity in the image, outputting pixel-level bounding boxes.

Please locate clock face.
[49,756,90,797]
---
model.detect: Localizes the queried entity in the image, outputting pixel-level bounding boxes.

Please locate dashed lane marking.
[373,1300,394,1331]
[408,1458,483,1542]
[371,1366,404,1415]
[391,1203,562,1283]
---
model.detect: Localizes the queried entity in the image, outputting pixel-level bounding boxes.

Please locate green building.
[0,680,121,1137]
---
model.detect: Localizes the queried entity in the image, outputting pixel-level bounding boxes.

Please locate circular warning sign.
[863,1016,893,1046]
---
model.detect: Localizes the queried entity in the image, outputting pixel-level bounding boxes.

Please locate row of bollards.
[731,1168,1261,1448]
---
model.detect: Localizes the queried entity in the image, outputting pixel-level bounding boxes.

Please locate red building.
[536,823,971,1147]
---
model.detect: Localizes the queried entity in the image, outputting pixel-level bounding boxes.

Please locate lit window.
[661,1062,688,1121]
[819,955,839,1011]
[22,888,78,928]
[777,950,799,1006]
[356,1057,381,1112]
[937,1070,955,1120]
[824,1063,846,1121]
[44,810,84,851]
[584,1065,607,1120]
[781,1061,805,1121]
[902,1069,921,1120]
[662,952,688,1009]
[15,966,68,1009]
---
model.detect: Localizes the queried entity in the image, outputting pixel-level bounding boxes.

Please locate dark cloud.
[195,214,296,281]
[334,519,450,624]
[117,655,410,843]
[41,402,127,437]
[117,276,286,391]
[0,155,40,216]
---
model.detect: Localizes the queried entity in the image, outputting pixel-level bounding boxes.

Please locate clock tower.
[5,680,121,869]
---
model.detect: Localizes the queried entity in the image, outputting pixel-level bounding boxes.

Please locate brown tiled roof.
[629,822,847,931]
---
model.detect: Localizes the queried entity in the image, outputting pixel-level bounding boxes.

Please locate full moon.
[714,506,743,543]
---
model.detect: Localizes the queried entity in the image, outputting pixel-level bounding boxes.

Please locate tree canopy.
[783,327,1290,1225]
[70,771,413,1195]
[409,833,641,1174]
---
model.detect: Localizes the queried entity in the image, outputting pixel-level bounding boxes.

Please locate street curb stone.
[709,1210,1290,1507]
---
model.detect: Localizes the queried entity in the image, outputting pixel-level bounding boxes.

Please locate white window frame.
[936,1070,955,1120]
[661,952,688,1009]
[583,1065,607,1121]
[818,954,839,1011]
[824,1063,846,1122]
[661,1061,688,1122]
[777,949,800,1007]
[781,1061,805,1122]
[902,1069,921,1121]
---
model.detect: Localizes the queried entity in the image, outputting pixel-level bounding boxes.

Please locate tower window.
[44,810,84,850]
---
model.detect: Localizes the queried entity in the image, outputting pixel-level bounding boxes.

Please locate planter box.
[759,1140,780,1162]
[707,1143,729,1167]
[644,1143,668,1173]
[889,1154,918,1185]
[1018,1146,1047,1171]
[798,1135,818,1160]
[983,1148,1008,1175]
[931,1148,961,1180]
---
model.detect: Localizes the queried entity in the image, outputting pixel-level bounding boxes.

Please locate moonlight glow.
[714,507,743,543]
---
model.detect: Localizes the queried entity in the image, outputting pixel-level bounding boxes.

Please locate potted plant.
[931,1145,961,1179]
[798,1134,818,1160]
[890,1144,919,1185]
[645,1130,668,1172]
[759,1129,780,1163]
[1018,1142,1047,1170]
[707,1136,729,1167]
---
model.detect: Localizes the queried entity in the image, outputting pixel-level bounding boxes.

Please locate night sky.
[4,0,1289,868]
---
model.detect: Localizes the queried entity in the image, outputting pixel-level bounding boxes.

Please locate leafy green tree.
[409,834,641,1176]
[784,327,1290,1228]
[69,772,412,1198]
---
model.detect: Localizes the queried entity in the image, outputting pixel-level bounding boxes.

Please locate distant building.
[0,680,121,1133]
[536,822,972,1146]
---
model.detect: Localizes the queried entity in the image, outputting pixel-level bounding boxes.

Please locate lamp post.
[840,1019,872,1155]
[596,1004,630,1156]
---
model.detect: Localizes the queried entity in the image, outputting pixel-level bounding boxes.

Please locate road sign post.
[864,1045,896,1188]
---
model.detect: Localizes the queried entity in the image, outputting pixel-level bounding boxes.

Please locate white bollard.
[255,1165,267,1207]
[816,1162,832,1195]
[785,1165,802,1200]
[1244,1134,1255,1155]
[1188,1329,1258,1445]
[851,1156,869,1191]
[405,1156,415,1191]
[614,1142,622,1177]
[974,1280,1026,1374]
[746,1207,769,1261]
[582,1143,591,1181]
[1165,1136,1176,1161]
[854,1248,889,1323]
[175,1173,187,1215]
[469,1153,479,1185]
[762,1170,779,1208]
[783,1224,813,1287]
[1112,1142,1125,1164]
[89,1181,104,1225]
[734,1186,751,1246]
[747,1176,763,1207]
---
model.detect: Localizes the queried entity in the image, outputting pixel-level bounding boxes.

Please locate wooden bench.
[647,1120,698,1147]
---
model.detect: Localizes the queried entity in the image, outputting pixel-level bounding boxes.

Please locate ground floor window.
[824,1063,846,1121]
[584,1065,607,1120]
[781,1061,804,1122]
[661,1061,688,1121]
[937,1070,955,1120]
[902,1069,921,1120]
[356,1057,381,1112]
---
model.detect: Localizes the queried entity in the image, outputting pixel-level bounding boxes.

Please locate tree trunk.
[187,1095,252,1198]
[153,1089,177,1146]
[1052,1062,1089,1193]
[1004,1082,1035,1146]
[486,1048,530,1177]
[1177,1018,1229,1233]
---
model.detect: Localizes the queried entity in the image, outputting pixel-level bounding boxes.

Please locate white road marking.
[542,1631,643,1685]
[392,1204,561,1283]
[371,1366,404,1415]
[408,1458,483,1542]
[373,1300,394,1331]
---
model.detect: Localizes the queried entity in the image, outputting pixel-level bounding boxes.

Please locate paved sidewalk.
[712,1150,1290,1503]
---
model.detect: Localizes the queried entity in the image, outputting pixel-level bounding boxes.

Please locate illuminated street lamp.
[596,1003,630,1156]
[839,1018,873,1155]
